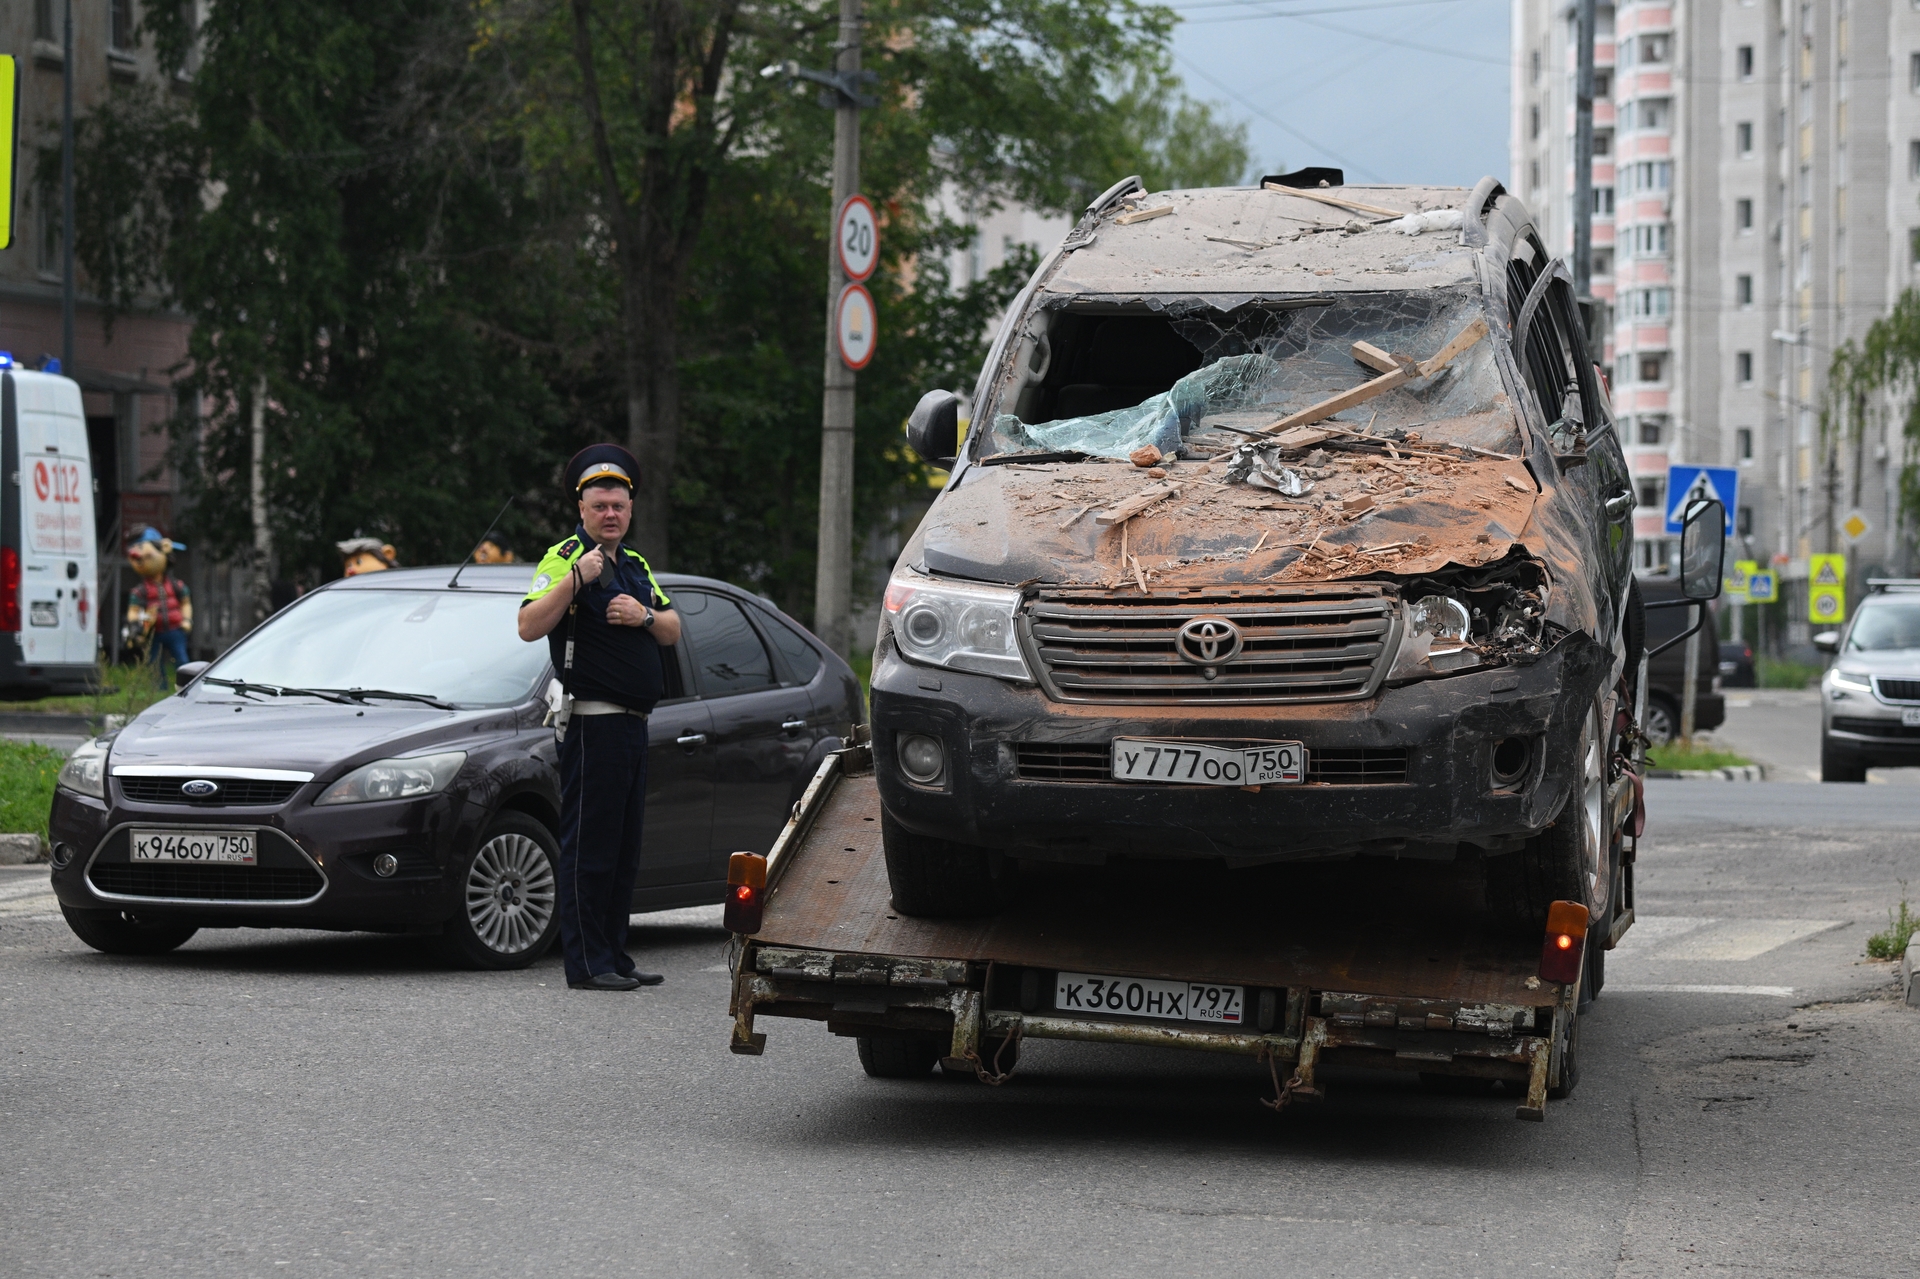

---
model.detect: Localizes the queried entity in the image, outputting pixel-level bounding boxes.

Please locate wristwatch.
[642,606,655,629]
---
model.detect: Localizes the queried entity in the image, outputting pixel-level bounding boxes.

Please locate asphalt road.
[1711,687,1920,784]
[4,780,1918,1278]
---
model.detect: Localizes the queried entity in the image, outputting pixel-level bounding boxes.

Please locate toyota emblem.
[180,779,220,799]
[1175,617,1243,667]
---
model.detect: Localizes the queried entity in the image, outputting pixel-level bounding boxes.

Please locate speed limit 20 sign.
[836,194,878,282]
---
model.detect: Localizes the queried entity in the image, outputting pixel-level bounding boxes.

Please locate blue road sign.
[1664,465,1739,536]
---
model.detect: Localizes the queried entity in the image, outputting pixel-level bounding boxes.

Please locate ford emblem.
[180,779,221,799]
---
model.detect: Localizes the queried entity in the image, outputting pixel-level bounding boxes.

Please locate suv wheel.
[1485,705,1610,936]
[1820,737,1867,783]
[60,906,198,955]
[441,813,560,969]
[880,811,1006,918]
[1641,694,1678,747]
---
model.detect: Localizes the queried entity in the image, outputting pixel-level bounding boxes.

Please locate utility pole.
[61,0,75,372]
[1573,0,1595,299]
[812,0,864,660]
[249,378,271,624]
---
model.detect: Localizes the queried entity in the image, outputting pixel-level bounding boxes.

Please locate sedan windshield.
[205,589,549,707]
[1847,601,1920,652]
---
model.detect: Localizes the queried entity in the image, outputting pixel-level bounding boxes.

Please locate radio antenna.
[447,496,516,589]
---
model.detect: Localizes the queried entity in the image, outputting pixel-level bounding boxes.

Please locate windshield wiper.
[203,677,356,705]
[322,688,455,710]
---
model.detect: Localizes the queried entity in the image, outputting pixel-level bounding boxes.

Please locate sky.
[1167,0,1512,189]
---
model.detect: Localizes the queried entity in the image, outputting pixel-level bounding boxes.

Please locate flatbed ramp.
[727,746,1581,1120]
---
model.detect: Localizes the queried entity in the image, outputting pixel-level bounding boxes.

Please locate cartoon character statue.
[471,536,516,565]
[125,527,192,675]
[337,537,398,577]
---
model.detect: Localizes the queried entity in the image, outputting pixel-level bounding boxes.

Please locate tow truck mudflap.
[728,942,1577,1121]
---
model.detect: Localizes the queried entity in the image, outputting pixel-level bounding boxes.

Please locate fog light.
[1491,737,1531,786]
[372,853,399,878]
[898,733,945,784]
[50,842,75,868]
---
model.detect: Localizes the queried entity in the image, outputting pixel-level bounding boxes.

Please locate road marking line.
[1661,919,1844,961]
[1610,915,1718,956]
[1609,984,1795,997]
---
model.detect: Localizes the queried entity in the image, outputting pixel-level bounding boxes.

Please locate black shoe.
[569,972,643,991]
[628,970,665,986]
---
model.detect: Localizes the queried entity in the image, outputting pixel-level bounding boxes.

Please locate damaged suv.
[872,173,1654,932]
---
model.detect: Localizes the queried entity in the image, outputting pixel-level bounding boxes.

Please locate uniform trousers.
[556,711,650,985]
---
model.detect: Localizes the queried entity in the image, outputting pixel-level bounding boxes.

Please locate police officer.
[518,445,682,990]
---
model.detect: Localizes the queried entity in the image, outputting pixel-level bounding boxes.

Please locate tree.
[1826,290,1920,555]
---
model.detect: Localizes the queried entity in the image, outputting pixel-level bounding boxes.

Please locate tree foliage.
[66,0,1247,623]
[1825,289,1920,539]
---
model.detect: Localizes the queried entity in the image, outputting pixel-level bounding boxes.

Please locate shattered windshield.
[985,289,1515,462]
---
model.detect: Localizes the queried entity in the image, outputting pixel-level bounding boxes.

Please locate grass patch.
[1866,891,1918,960]
[848,648,872,715]
[1646,741,1754,771]
[2,660,177,722]
[0,740,65,840]
[1758,657,1823,689]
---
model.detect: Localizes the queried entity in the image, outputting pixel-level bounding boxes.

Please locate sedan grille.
[1830,716,1920,739]
[87,862,324,901]
[118,777,304,806]
[1874,678,1920,703]
[1024,589,1396,705]
[1013,742,1409,785]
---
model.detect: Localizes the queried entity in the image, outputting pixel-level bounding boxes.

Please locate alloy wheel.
[464,832,557,956]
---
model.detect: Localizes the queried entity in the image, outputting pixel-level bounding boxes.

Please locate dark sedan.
[46,565,862,966]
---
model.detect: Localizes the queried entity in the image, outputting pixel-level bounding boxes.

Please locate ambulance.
[0,356,100,697]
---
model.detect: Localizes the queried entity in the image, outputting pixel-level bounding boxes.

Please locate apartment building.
[1513,0,1917,643]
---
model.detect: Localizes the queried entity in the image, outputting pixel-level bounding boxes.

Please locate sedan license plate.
[1903,708,1920,727]
[130,828,256,865]
[1111,738,1305,787]
[1055,971,1245,1024]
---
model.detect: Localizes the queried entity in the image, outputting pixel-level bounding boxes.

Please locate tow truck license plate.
[1111,738,1305,786]
[1055,971,1244,1024]
[130,829,256,865]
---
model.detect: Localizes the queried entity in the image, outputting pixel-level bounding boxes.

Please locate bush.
[1646,741,1753,771]
[1757,657,1822,689]
[0,740,65,841]
[1866,894,1918,960]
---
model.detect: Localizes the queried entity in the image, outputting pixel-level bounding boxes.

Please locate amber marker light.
[1538,899,1590,986]
[724,852,768,935]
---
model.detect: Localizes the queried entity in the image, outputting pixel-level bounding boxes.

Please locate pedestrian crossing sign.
[1809,553,1846,624]
[1745,571,1777,603]
[1664,465,1739,536]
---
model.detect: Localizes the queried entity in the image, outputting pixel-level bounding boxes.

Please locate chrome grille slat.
[1025,589,1396,704]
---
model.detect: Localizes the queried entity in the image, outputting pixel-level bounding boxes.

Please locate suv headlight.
[1389,595,1482,679]
[883,571,1032,682]
[56,737,108,800]
[1829,667,1871,693]
[315,751,466,806]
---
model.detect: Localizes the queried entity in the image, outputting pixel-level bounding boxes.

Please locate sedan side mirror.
[906,389,960,466]
[174,661,210,687]
[1679,498,1726,601]
[1813,630,1840,655]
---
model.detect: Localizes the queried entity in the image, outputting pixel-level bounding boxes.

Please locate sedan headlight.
[883,571,1032,682]
[315,751,466,806]
[56,737,108,800]
[1829,667,1872,693]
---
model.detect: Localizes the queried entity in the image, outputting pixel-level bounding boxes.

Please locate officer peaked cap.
[566,443,640,494]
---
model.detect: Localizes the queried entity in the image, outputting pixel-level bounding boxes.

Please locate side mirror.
[174,661,210,687]
[1813,630,1840,655]
[1679,499,1726,601]
[906,389,960,466]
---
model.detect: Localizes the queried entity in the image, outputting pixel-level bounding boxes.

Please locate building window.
[1637,477,1666,507]
[1737,427,1754,459]
[1737,273,1755,306]
[1738,44,1755,79]
[1594,68,1613,98]
[34,0,55,42]
[1737,198,1754,231]
[1911,139,1920,180]
[1910,228,1920,266]
[1912,52,1920,92]
[1636,98,1671,131]
[36,196,61,278]
[1594,130,1612,156]
[1630,223,1672,256]
[1640,34,1671,64]
[1531,49,1541,85]
[1737,505,1755,536]
[1737,352,1754,383]
[1531,105,1541,141]
[1594,248,1613,277]
[110,0,135,53]
[1594,186,1615,214]
[1639,354,1666,382]
[1531,159,1541,191]
[1640,415,1668,444]
[1629,288,1673,317]
[1631,160,1673,191]
[1738,121,1754,156]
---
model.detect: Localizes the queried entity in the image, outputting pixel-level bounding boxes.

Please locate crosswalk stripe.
[1609,984,1795,996]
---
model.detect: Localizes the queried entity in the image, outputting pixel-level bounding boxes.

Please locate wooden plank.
[1415,317,1490,377]
[1113,204,1173,226]
[1262,181,1407,219]
[1094,482,1181,526]
[1351,340,1400,374]
[1258,318,1491,436]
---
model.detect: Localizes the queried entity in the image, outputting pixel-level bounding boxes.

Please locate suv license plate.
[1903,708,1920,727]
[130,829,256,865]
[1055,971,1244,1024]
[1111,738,1305,786]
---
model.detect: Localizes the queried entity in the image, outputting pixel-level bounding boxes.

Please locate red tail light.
[1538,899,1590,986]
[723,852,768,934]
[0,547,19,633]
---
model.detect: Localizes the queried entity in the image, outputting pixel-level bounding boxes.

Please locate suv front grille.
[118,777,303,806]
[1874,678,1920,703]
[87,862,324,901]
[1024,589,1396,704]
[1013,742,1409,785]
[1831,716,1920,739]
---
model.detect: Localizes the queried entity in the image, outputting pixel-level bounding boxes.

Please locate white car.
[1817,580,1920,781]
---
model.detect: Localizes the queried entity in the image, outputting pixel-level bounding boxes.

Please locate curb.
[1904,936,1920,1009]
[1645,764,1767,782]
[0,833,48,865]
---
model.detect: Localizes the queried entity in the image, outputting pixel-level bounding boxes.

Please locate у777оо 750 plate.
[130,828,257,865]
[1111,738,1305,786]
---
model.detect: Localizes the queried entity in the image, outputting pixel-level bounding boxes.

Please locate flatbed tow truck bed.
[726,740,1592,1121]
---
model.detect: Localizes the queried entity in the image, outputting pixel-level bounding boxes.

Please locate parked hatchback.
[46,564,861,965]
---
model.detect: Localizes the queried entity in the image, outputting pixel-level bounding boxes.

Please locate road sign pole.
[812,0,863,661]
[1680,606,1700,746]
